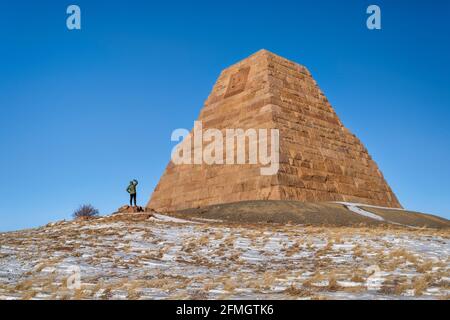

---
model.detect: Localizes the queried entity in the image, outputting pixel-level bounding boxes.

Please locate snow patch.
[336,202,385,221]
[151,213,201,224]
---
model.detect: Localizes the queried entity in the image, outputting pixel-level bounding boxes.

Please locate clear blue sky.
[0,1,449,231]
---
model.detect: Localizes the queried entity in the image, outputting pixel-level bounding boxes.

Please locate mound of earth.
[172,201,450,229]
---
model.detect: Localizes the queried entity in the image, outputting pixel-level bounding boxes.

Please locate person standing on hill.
[127,179,138,207]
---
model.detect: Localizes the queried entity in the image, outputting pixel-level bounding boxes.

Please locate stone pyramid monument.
[147,50,401,212]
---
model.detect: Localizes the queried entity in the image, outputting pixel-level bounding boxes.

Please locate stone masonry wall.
[147,50,401,212]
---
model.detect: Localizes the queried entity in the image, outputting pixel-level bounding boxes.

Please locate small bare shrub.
[73,204,99,219]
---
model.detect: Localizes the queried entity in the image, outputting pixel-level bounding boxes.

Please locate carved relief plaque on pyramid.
[224,67,250,98]
[147,50,401,212]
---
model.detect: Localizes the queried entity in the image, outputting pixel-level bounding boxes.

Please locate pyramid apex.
[224,49,307,74]
[250,48,283,58]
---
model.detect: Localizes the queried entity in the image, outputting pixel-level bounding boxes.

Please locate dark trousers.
[130,193,137,206]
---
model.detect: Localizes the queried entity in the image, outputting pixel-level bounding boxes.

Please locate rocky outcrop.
[116,205,146,214]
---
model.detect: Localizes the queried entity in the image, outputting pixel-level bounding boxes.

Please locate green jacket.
[127,180,138,194]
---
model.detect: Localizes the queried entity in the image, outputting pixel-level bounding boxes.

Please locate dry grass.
[416,261,434,273]
[1,214,448,300]
[284,284,313,297]
[388,248,418,264]
[223,279,237,292]
[302,273,324,288]
[413,276,430,296]
[394,282,409,296]
[14,280,33,291]
[352,244,363,257]
[326,274,340,291]
[350,273,366,283]
[21,289,37,300]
